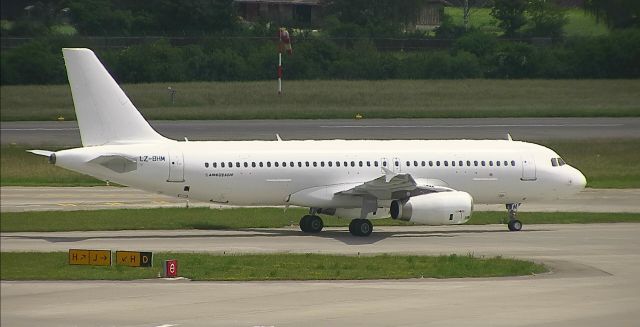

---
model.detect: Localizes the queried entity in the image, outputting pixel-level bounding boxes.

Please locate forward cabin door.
[521,154,537,181]
[167,151,185,182]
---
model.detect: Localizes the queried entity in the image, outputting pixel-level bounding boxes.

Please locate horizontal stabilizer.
[27,150,54,157]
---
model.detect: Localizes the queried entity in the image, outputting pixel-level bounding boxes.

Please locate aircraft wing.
[335,167,452,200]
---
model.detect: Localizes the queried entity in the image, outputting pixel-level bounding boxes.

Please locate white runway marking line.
[320,123,624,128]
[0,128,79,131]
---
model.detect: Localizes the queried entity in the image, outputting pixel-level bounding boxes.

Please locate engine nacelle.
[390,191,473,225]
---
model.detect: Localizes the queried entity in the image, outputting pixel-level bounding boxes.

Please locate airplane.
[29,48,587,236]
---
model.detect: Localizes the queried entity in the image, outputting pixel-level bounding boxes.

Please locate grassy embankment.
[3,139,639,188]
[1,208,638,232]
[2,80,639,121]
[0,252,545,281]
[444,7,609,37]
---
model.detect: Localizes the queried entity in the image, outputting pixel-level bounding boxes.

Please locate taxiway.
[2,223,639,326]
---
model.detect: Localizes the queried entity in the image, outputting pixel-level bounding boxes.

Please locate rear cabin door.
[167,151,185,182]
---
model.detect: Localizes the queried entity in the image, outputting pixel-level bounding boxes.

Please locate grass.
[1,80,639,121]
[1,208,638,232]
[0,145,103,186]
[541,139,640,188]
[3,139,639,188]
[0,252,546,280]
[444,7,609,37]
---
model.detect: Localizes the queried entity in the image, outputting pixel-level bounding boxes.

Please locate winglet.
[381,167,397,182]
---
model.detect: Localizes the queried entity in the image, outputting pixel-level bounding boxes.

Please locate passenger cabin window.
[374,161,379,167]
[267,162,271,167]
[205,162,209,168]
[511,160,516,166]
[213,162,217,168]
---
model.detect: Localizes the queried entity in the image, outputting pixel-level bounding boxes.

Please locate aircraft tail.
[62,48,167,147]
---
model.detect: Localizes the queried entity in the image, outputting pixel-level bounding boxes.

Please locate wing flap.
[336,168,453,200]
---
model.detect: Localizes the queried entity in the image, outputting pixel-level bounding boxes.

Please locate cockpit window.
[551,157,566,167]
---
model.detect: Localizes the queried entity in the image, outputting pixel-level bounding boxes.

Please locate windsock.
[279,27,293,55]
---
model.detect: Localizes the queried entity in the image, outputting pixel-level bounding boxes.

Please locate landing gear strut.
[299,214,323,233]
[506,203,522,231]
[349,219,373,237]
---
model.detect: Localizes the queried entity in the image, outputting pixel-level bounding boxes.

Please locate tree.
[448,0,492,31]
[490,0,527,37]
[525,0,568,38]
[585,0,640,29]
[323,0,429,36]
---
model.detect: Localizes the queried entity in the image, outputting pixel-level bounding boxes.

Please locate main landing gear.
[299,214,324,233]
[506,203,523,231]
[349,219,373,237]
[298,212,374,237]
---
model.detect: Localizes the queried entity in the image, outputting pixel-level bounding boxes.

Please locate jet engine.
[390,191,473,225]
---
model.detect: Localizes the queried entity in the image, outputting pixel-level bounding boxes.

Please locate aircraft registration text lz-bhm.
[29,48,587,236]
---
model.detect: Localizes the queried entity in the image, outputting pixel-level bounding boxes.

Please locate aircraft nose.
[569,168,587,190]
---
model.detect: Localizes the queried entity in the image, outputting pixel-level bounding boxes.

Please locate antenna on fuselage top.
[507,133,513,141]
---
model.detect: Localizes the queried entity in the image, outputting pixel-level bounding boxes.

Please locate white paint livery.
[31,48,587,236]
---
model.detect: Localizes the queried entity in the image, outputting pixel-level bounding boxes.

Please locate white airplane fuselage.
[54,139,586,211]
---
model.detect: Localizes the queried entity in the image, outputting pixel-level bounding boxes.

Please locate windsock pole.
[278,52,282,95]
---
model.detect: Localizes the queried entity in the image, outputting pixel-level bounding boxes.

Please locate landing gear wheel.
[308,215,324,233]
[506,203,523,232]
[300,215,323,233]
[349,219,373,237]
[299,215,312,232]
[508,219,522,232]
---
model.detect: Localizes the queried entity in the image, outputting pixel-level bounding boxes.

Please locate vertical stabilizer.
[62,48,167,146]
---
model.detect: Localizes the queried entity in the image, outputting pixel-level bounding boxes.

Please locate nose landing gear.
[506,203,523,231]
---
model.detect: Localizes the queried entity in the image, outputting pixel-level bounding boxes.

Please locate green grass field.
[1,208,638,232]
[444,7,609,36]
[1,80,638,121]
[0,252,546,280]
[3,139,639,188]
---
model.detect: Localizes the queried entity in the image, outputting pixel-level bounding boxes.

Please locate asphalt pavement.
[2,117,639,146]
